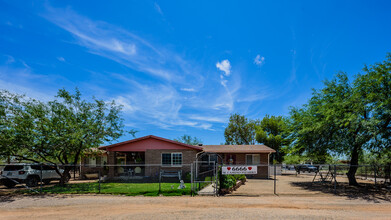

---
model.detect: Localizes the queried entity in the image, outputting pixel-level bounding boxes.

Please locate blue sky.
[1,1,391,144]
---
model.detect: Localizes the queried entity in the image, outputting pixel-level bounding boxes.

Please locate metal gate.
[191,152,222,196]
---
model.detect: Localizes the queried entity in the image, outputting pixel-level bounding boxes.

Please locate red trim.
[99,135,203,151]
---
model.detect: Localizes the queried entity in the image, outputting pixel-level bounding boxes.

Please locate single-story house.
[202,145,274,178]
[84,135,275,179]
[97,135,203,179]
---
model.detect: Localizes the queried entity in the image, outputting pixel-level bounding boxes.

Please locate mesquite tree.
[255,115,291,163]
[289,53,391,185]
[0,89,129,185]
[174,135,202,145]
[224,113,259,145]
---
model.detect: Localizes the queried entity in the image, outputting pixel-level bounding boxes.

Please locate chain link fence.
[1,163,390,198]
[0,164,193,196]
[224,163,390,199]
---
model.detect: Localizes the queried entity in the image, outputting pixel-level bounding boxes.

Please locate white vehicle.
[0,164,70,188]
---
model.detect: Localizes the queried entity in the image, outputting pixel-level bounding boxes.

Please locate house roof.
[98,135,203,151]
[201,145,276,153]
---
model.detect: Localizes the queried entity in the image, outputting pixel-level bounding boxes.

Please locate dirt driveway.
[0,194,390,220]
[1,174,390,219]
[232,174,390,200]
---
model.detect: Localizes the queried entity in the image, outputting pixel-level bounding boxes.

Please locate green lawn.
[199,176,213,189]
[37,182,192,196]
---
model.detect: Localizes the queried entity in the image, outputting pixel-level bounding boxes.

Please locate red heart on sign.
[248,167,252,170]
[227,167,231,170]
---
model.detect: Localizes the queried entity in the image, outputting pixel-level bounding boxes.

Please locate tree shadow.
[0,195,15,203]
[0,191,77,204]
[291,181,390,202]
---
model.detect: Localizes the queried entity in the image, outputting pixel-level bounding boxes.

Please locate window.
[246,154,260,165]
[162,153,171,165]
[4,165,23,171]
[172,153,182,166]
[161,153,182,166]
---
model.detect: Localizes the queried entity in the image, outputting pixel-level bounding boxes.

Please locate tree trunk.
[59,166,71,186]
[347,144,359,186]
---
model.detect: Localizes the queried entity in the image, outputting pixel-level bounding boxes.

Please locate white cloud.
[154,2,163,15]
[5,55,15,64]
[254,54,265,66]
[0,78,53,101]
[57,57,65,62]
[188,115,226,123]
[42,6,197,81]
[216,59,231,76]
[34,6,275,132]
[237,93,269,102]
[0,64,55,101]
[114,96,135,113]
[220,79,228,87]
[180,88,196,92]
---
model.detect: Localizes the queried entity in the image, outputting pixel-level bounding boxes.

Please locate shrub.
[221,175,236,189]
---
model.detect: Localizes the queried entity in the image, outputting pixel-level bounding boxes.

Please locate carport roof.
[201,145,276,153]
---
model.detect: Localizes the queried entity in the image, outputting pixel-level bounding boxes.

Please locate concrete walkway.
[197,183,216,196]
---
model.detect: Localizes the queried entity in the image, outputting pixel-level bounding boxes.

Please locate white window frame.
[161,152,182,167]
[246,154,261,165]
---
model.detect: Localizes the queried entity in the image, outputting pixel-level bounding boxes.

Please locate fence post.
[190,163,193,197]
[274,163,276,195]
[98,169,101,193]
[158,166,161,194]
[40,163,43,194]
[365,165,367,179]
[374,165,377,186]
[74,164,76,180]
[213,163,216,196]
[389,164,391,184]
[190,163,194,196]
[215,163,218,196]
[334,165,337,194]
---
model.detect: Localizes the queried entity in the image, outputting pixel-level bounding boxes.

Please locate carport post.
[274,163,276,195]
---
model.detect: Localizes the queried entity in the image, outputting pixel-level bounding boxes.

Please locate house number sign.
[222,165,257,175]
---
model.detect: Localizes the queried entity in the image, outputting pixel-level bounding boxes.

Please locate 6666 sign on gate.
[222,165,257,175]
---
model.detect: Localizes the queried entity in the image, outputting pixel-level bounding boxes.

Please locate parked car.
[290,165,297,170]
[296,164,318,173]
[0,164,70,188]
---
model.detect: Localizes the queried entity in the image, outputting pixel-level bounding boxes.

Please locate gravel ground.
[232,174,390,197]
[0,175,390,219]
[0,194,390,220]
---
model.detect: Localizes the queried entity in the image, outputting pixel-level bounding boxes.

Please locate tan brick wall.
[220,153,270,179]
[105,149,271,179]
[145,149,198,178]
